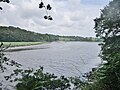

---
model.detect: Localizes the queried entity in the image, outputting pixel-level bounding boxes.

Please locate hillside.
[0,26,59,42]
[0,26,99,42]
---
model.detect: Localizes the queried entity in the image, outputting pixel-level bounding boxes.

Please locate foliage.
[0,0,10,10]
[82,0,120,90]
[0,26,59,42]
[0,42,22,89]
[0,0,52,20]
[39,0,53,20]
[0,26,99,42]
[0,42,22,72]
[7,67,72,90]
[5,66,87,90]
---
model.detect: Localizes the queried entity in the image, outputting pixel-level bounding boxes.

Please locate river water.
[6,41,101,77]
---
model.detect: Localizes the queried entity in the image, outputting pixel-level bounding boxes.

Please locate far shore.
[1,42,50,52]
[1,42,45,47]
[1,41,100,47]
[1,41,100,52]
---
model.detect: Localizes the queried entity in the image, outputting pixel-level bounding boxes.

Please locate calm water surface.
[7,42,101,77]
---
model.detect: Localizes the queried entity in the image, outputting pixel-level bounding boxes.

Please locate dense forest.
[0,26,100,42]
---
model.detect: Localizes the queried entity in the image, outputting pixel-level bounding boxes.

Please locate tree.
[85,0,120,89]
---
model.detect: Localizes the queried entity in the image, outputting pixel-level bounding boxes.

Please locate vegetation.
[2,42,43,47]
[9,67,72,90]
[0,43,22,72]
[0,0,10,10]
[0,26,100,42]
[39,0,53,20]
[0,26,59,42]
[81,0,120,90]
[59,36,100,42]
[0,42,22,89]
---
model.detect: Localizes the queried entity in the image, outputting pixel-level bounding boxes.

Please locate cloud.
[81,0,111,6]
[0,0,111,37]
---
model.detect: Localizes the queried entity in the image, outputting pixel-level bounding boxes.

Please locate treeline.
[0,26,59,42]
[59,36,100,42]
[0,26,100,42]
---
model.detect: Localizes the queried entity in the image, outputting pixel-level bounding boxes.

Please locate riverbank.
[1,41,101,47]
[1,42,44,47]
[0,42,50,52]
[2,41,100,52]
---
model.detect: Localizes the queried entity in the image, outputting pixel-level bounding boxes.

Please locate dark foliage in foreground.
[39,1,53,20]
[14,67,72,90]
[0,42,22,72]
[82,0,120,90]
[0,0,10,10]
[0,43,22,89]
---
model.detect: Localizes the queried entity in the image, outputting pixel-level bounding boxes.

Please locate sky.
[0,0,112,37]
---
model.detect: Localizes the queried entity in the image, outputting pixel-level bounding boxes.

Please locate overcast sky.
[0,0,111,37]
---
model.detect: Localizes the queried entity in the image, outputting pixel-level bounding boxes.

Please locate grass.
[1,42,44,47]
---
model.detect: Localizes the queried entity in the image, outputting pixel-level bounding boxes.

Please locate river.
[6,41,101,77]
